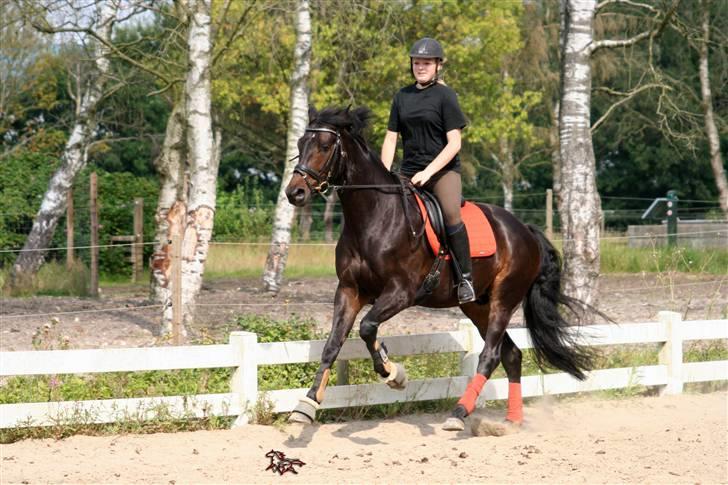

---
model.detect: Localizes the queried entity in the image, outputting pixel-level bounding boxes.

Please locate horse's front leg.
[359,284,414,390]
[289,285,363,424]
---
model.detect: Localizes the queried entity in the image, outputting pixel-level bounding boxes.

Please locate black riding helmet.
[409,37,444,59]
[409,38,444,86]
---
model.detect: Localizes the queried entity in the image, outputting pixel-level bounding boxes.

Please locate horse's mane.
[311,106,371,136]
[311,106,383,167]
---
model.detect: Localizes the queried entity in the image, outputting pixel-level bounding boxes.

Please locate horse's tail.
[523,225,594,381]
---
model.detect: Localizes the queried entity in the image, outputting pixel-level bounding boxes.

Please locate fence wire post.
[171,233,183,345]
[459,319,481,377]
[658,311,684,395]
[230,331,258,427]
[89,172,99,297]
[66,188,74,269]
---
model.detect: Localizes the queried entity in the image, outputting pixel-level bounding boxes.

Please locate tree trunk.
[557,0,602,307]
[8,2,116,286]
[150,101,187,333]
[499,135,515,212]
[298,203,313,240]
[549,99,562,201]
[262,0,312,295]
[174,0,217,335]
[698,0,728,216]
[323,191,338,242]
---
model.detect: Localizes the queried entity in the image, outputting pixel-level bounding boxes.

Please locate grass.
[1,313,725,442]
[2,240,724,294]
[204,242,336,279]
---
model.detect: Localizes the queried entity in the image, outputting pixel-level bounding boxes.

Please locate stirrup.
[458,279,476,304]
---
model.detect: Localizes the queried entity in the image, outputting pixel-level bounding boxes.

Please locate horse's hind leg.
[289,285,363,424]
[501,332,523,424]
[443,302,513,431]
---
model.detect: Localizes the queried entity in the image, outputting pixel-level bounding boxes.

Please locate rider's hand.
[411,170,433,187]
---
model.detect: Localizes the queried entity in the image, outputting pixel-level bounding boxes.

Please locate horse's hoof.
[442,417,465,431]
[288,411,313,424]
[384,362,407,390]
[288,397,319,424]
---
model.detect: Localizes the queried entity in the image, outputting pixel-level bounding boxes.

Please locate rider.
[380,37,475,304]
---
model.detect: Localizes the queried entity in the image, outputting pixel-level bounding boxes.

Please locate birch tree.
[697,0,727,216]
[9,1,118,286]
[261,0,311,295]
[558,0,678,306]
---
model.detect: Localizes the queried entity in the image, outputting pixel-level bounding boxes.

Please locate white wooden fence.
[1,311,726,429]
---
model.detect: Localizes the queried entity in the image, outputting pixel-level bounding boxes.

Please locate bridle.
[293,126,344,196]
[291,123,423,240]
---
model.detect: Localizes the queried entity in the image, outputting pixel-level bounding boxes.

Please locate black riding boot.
[447,223,476,304]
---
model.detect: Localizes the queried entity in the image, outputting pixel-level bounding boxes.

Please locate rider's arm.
[422,128,461,177]
[381,130,399,171]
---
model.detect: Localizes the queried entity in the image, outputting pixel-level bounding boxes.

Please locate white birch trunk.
[698,0,728,216]
[166,0,217,336]
[499,135,515,213]
[299,203,313,240]
[150,101,187,329]
[557,0,602,306]
[262,0,311,294]
[549,99,562,200]
[323,191,338,242]
[9,2,116,284]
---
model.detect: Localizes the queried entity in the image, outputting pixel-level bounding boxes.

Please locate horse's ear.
[308,105,318,122]
[351,106,371,132]
[345,104,352,113]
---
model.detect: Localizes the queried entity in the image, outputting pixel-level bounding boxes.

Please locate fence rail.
[0,311,726,429]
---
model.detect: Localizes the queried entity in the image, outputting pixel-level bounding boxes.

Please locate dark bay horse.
[284,106,593,431]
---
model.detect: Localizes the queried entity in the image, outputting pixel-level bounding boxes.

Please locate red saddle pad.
[414,194,497,258]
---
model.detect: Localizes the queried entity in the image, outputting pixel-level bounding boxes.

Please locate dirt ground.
[1,273,726,351]
[1,392,726,484]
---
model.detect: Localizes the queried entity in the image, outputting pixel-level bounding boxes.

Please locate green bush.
[213,180,273,242]
[234,314,324,390]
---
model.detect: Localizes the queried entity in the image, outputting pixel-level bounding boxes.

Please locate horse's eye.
[321,144,331,151]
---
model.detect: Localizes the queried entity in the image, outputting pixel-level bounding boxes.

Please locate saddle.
[412,189,496,302]
[413,189,497,259]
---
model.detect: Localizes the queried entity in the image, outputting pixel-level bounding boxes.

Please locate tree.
[558,0,679,306]
[9,0,119,287]
[697,0,727,216]
[261,0,311,295]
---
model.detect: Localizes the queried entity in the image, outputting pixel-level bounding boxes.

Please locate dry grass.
[205,242,336,278]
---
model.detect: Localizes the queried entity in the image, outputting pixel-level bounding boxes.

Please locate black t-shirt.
[387,83,467,177]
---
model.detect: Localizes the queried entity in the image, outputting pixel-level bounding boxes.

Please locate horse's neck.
[338,141,409,233]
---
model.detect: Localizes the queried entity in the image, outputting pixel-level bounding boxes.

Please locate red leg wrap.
[457,374,487,415]
[506,382,523,424]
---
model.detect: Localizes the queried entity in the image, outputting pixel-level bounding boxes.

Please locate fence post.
[545,189,553,240]
[336,360,349,386]
[66,188,74,269]
[89,172,99,297]
[133,198,143,282]
[229,331,258,427]
[459,320,482,377]
[658,311,683,395]
[171,233,183,345]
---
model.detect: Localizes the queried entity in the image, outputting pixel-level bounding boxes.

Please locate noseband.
[293,126,344,195]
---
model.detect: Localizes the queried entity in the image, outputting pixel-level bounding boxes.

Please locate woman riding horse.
[285,105,594,432]
[381,37,475,305]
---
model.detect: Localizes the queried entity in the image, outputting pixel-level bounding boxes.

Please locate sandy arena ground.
[1,392,726,484]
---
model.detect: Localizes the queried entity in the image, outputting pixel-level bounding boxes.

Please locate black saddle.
[416,188,448,250]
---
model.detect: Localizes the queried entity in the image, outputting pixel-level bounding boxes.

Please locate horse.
[284,106,594,431]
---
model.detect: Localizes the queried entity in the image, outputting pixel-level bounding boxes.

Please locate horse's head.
[285,106,371,206]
